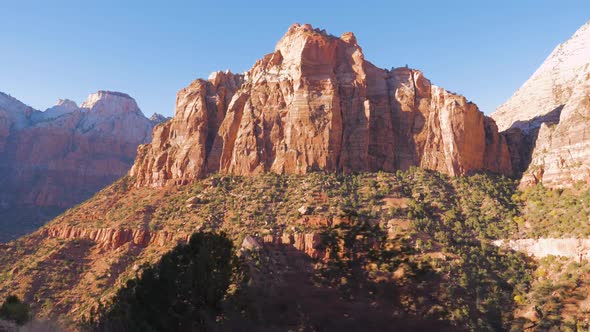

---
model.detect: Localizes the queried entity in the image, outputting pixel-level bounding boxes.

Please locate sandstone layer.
[131,23,512,186]
[41,225,191,250]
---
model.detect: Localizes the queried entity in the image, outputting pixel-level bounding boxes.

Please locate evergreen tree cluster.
[85,232,236,332]
[0,295,30,325]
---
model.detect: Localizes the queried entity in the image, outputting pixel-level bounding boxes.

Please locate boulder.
[241,235,262,251]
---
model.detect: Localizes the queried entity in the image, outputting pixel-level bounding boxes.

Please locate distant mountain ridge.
[0,91,157,241]
[148,112,171,125]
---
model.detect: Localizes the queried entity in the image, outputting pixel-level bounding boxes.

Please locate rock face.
[131,23,512,186]
[0,91,155,240]
[492,21,590,187]
[41,223,326,262]
[519,75,590,187]
[262,231,326,260]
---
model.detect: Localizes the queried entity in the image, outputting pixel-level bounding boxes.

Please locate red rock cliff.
[131,23,512,186]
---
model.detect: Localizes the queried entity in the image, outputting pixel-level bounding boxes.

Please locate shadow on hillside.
[503,105,563,176]
[223,242,457,332]
[0,206,64,243]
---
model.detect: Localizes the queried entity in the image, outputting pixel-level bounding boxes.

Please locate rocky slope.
[0,91,156,241]
[0,170,534,331]
[130,23,512,187]
[492,21,590,187]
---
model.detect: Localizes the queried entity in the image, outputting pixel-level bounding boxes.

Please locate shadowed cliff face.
[131,23,512,187]
[500,105,563,178]
[0,91,155,241]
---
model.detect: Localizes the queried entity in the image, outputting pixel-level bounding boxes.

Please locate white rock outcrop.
[492,21,590,132]
[493,238,590,260]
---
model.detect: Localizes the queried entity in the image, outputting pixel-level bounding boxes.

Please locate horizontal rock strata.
[130,23,512,187]
[41,226,190,249]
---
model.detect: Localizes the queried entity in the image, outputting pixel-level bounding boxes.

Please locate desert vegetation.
[516,182,590,238]
[3,169,590,331]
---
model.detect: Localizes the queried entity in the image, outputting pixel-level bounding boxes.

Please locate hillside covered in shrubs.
[0,169,589,331]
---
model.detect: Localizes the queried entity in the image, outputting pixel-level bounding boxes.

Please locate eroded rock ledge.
[40,226,191,249]
[41,224,328,259]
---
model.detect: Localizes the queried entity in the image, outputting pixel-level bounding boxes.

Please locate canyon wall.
[130,23,512,187]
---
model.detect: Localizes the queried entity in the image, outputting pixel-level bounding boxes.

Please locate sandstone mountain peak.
[149,112,170,125]
[573,20,590,37]
[492,20,590,132]
[274,23,362,57]
[207,70,243,88]
[130,24,512,187]
[5,19,590,332]
[492,21,590,188]
[0,92,38,134]
[42,99,80,120]
[54,98,78,109]
[339,31,357,44]
[279,23,358,44]
[81,90,141,115]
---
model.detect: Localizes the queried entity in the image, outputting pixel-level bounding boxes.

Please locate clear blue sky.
[0,0,588,117]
